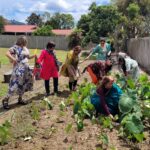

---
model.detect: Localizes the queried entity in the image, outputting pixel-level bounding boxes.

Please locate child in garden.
[37,41,59,96]
[33,56,41,80]
[60,45,81,91]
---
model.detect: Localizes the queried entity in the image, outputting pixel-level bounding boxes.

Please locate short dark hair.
[46,41,56,49]
[118,57,126,74]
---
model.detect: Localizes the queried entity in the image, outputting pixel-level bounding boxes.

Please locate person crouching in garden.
[90,76,122,119]
[60,45,82,91]
[37,41,59,96]
[82,59,112,85]
[2,36,36,109]
[118,57,139,80]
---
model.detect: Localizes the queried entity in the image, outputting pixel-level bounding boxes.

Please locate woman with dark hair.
[37,41,59,96]
[82,37,111,61]
[2,36,35,109]
[90,76,122,119]
[118,57,139,80]
[82,59,112,85]
[60,45,82,91]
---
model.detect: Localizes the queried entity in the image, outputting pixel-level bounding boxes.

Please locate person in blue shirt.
[90,76,122,119]
[83,38,111,61]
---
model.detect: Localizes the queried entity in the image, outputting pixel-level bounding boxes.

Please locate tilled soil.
[0,61,149,150]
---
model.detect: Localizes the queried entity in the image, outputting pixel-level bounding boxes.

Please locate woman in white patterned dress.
[2,36,35,109]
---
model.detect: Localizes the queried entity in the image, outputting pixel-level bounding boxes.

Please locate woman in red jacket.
[37,41,59,96]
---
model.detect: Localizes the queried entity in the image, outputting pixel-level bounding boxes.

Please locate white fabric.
[125,57,138,71]
[21,47,29,63]
[125,57,139,80]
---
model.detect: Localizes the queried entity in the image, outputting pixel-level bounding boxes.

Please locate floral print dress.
[7,45,33,97]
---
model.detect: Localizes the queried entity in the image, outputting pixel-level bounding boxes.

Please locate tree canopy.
[26,13,43,27]
[33,25,53,36]
[111,0,150,50]
[0,16,5,34]
[77,3,120,45]
[45,12,74,29]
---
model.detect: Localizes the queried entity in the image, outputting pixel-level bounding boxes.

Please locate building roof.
[52,29,73,36]
[4,25,37,33]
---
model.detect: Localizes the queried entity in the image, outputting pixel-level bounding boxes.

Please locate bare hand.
[109,114,114,120]
[79,60,85,64]
[13,59,17,65]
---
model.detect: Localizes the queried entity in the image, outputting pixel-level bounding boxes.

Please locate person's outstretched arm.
[81,46,98,63]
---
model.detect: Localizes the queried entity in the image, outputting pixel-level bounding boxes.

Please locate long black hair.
[118,57,126,74]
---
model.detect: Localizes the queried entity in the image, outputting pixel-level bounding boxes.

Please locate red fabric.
[37,50,58,80]
[97,87,110,115]
[87,67,98,84]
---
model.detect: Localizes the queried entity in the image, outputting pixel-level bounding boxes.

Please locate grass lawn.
[0,84,8,97]
[0,47,68,65]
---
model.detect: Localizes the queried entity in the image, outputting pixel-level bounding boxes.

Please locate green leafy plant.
[43,98,53,110]
[31,102,40,120]
[0,120,12,145]
[119,94,134,114]
[69,82,96,131]
[98,116,113,129]
[70,72,149,143]
[76,119,84,132]
[75,114,84,132]
[98,133,109,145]
[65,123,73,134]
[59,101,66,111]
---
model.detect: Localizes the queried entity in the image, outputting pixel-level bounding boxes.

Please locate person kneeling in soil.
[90,76,122,119]
[82,59,112,85]
[60,45,82,91]
[37,41,59,96]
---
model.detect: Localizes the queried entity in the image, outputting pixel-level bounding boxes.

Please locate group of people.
[2,36,140,120]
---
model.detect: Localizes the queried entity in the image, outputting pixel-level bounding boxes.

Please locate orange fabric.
[87,67,98,85]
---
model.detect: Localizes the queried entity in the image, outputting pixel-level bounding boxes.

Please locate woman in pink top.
[37,41,59,96]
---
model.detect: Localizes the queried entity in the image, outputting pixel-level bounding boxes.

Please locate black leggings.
[45,78,58,94]
[69,80,77,91]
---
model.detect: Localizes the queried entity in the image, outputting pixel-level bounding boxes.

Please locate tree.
[111,0,150,16]
[68,29,82,49]
[127,3,140,19]
[77,15,91,36]
[141,15,150,36]
[0,16,5,34]
[110,0,150,51]
[33,25,53,36]
[46,13,74,29]
[26,13,43,27]
[41,12,51,24]
[77,4,120,45]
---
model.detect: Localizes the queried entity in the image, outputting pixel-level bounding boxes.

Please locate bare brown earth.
[0,61,149,150]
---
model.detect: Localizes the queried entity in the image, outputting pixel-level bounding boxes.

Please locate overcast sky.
[0,0,110,23]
